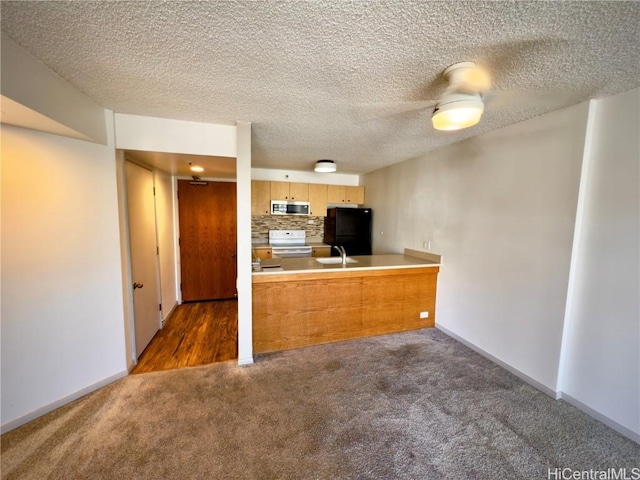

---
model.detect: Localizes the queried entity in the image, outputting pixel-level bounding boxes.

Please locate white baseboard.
[0,370,129,434]
[435,324,557,398]
[558,392,640,444]
[162,301,178,326]
[436,324,640,445]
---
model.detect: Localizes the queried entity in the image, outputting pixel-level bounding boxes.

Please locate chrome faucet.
[333,245,347,264]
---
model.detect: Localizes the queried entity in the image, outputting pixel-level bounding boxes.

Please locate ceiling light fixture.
[432,93,484,131]
[190,165,204,172]
[314,159,337,173]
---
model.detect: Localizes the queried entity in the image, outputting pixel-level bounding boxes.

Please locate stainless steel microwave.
[271,200,310,215]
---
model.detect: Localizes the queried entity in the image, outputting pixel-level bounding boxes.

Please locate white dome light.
[432,93,484,131]
[314,159,337,173]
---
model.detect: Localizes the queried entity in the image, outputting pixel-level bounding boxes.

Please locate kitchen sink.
[316,257,358,264]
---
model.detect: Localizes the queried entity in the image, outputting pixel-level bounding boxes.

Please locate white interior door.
[125,161,160,358]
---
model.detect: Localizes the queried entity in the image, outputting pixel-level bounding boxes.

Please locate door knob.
[133,282,144,290]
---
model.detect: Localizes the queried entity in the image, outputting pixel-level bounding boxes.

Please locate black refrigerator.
[324,207,372,256]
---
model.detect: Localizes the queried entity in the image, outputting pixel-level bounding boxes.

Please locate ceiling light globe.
[314,159,336,173]
[432,98,484,131]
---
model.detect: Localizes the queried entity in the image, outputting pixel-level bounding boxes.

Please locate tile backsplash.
[252,215,324,239]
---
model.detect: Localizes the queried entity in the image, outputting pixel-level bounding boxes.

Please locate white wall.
[559,89,640,440]
[114,113,236,158]
[154,169,178,321]
[363,103,589,392]
[1,114,128,430]
[237,122,254,365]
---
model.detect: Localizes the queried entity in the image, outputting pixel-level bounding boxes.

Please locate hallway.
[132,300,238,374]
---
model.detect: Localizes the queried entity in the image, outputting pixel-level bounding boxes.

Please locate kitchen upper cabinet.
[327,185,346,204]
[271,181,309,201]
[346,186,365,205]
[251,180,271,215]
[289,182,309,201]
[252,180,363,214]
[327,185,365,205]
[270,181,289,200]
[308,183,328,216]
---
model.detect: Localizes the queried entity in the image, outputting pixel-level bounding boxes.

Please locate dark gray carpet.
[2,329,639,479]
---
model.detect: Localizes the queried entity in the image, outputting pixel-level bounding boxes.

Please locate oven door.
[271,246,313,258]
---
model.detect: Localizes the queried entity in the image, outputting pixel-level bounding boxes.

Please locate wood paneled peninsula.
[252,252,440,354]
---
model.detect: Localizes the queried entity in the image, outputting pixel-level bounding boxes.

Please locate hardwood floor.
[132,300,238,374]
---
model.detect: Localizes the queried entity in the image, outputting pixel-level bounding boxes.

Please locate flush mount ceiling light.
[432,92,484,131]
[430,62,488,131]
[190,165,204,172]
[314,159,337,173]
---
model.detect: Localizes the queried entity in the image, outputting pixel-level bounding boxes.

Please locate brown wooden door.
[178,180,237,301]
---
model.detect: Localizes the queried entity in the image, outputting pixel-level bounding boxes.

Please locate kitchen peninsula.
[252,250,440,353]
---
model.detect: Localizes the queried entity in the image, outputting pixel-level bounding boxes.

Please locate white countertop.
[253,253,439,275]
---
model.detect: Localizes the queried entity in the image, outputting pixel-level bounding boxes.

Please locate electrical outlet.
[419,311,429,319]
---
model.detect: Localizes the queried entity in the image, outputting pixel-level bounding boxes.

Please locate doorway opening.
[120,150,239,373]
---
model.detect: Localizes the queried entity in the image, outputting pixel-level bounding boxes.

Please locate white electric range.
[268,230,313,258]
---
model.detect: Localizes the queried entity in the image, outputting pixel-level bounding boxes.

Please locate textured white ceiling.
[1,1,639,174]
[125,150,237,178]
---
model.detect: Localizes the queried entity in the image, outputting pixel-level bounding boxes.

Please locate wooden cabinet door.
[270,181,290,200]
[254,248,272,259]
[289,182,309,201]
[178,180,237,301]
[346,186,365,204]
[251,180,271,215]
[327,185,346,204]
[308,183,327,216]
[326,185,365,204]
[311,246,331,257]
